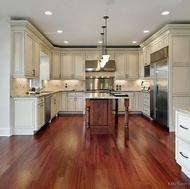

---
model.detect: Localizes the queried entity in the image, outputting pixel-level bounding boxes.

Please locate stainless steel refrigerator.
[150,46,168,128]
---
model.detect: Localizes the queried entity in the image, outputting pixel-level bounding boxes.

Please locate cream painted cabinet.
[67,92,84,112]
[143,45,152,66]
[138,52,144,79]
[175,109,190,178]
[12,96,45,135]
[85,52,102,60]
[142,92,150,117]
[60,92,68,111]
[133,92,141,112]
[72,53,85,79]
[51,92,60,119]
[60,53,72,79]
[52,53,85,79]
[51,52,61,79]
[117,92,134,112]
[115,53,126,79]
[11,29,40,78]
[115,52,139,80]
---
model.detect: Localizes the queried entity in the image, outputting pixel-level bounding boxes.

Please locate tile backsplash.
[11,78,148,95]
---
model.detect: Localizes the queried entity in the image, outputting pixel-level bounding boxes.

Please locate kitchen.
[1,0,190,188]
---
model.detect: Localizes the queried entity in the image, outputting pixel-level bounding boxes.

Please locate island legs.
[124,99,129,140]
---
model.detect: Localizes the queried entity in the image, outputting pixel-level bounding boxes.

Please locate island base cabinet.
[86,99,114,135]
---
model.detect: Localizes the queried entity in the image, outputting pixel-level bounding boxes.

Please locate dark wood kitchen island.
[85,93,129,140]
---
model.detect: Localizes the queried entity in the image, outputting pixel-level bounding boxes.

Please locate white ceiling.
[1,0,190,47]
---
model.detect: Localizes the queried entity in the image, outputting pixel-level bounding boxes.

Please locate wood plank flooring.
[0,114,190,189]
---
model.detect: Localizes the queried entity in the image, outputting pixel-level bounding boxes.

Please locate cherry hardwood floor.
[0,114,190,189]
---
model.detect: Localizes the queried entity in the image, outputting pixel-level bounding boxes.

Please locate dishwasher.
[44,94,52,124]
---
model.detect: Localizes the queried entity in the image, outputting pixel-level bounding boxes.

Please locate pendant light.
[102,16,110,63]
[99,16,110,68]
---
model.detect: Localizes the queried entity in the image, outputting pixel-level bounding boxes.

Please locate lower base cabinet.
[60,92,85,113]
[51,92,60,119]
[12,96,45,135]
[175,109,190,179]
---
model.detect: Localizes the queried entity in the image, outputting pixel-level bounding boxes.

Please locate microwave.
[144,65,150,77]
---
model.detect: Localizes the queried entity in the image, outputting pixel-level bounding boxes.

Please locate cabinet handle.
[40,104,43,107]
[33,69,35,76]
[179,152,188,159]
[179,125,188,130]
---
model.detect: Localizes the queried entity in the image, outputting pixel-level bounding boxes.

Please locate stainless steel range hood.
[85,60,116,72]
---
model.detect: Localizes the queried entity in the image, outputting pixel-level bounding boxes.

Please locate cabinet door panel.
[25,33,33,76]
[127,53,139,79]
[51,53,61,79]
[61,54,72,79]
[115,53,126,79]
[76,97,84,111]
[73,54,85,79]
[37,103,44,130]
[14,100,35,128]
[67,97,76,111]
[33,40,40,77]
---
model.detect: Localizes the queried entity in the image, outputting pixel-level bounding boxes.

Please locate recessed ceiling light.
[162,11,170,16]
[45,11,52,16]
[132,41,137,44]
[57,30,63,33]
[98,41,103,44]
[143,30,149,33]
[64,41,69,44]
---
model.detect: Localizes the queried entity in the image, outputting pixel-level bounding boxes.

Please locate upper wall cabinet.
[11,30,40,78]
[51,52,85,80]
[115,52,139,80]
[10,20,52,79]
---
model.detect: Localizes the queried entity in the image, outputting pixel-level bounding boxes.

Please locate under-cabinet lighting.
[132,41,137,44]
[64,41,69,44]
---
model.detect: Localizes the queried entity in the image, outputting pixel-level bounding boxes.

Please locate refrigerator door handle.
[156,84,159,96]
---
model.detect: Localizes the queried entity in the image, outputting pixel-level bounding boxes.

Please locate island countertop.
[85,92,129,99]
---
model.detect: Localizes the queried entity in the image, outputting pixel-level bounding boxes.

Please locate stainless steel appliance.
[144,65,150,77]
[85,76,114,92]
[85,60,116,72]
[44,94,52,124]
[150,46,168,127]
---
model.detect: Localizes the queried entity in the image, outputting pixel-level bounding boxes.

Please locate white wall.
[0,17,11,136]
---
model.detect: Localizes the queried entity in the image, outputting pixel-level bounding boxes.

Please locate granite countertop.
[11,90,85,98]
[174,107,190,114]
[85,92,129,99]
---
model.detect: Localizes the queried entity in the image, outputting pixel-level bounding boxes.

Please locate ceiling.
[1,0,190,47]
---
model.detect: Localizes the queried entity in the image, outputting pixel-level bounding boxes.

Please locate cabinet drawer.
[143,106,150,116]
[177,113,190,141]
[176,139,190,170]
[143,93,150,98]
[37,96,44,104]
[68,92,84,97]
[143,98,150,106]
